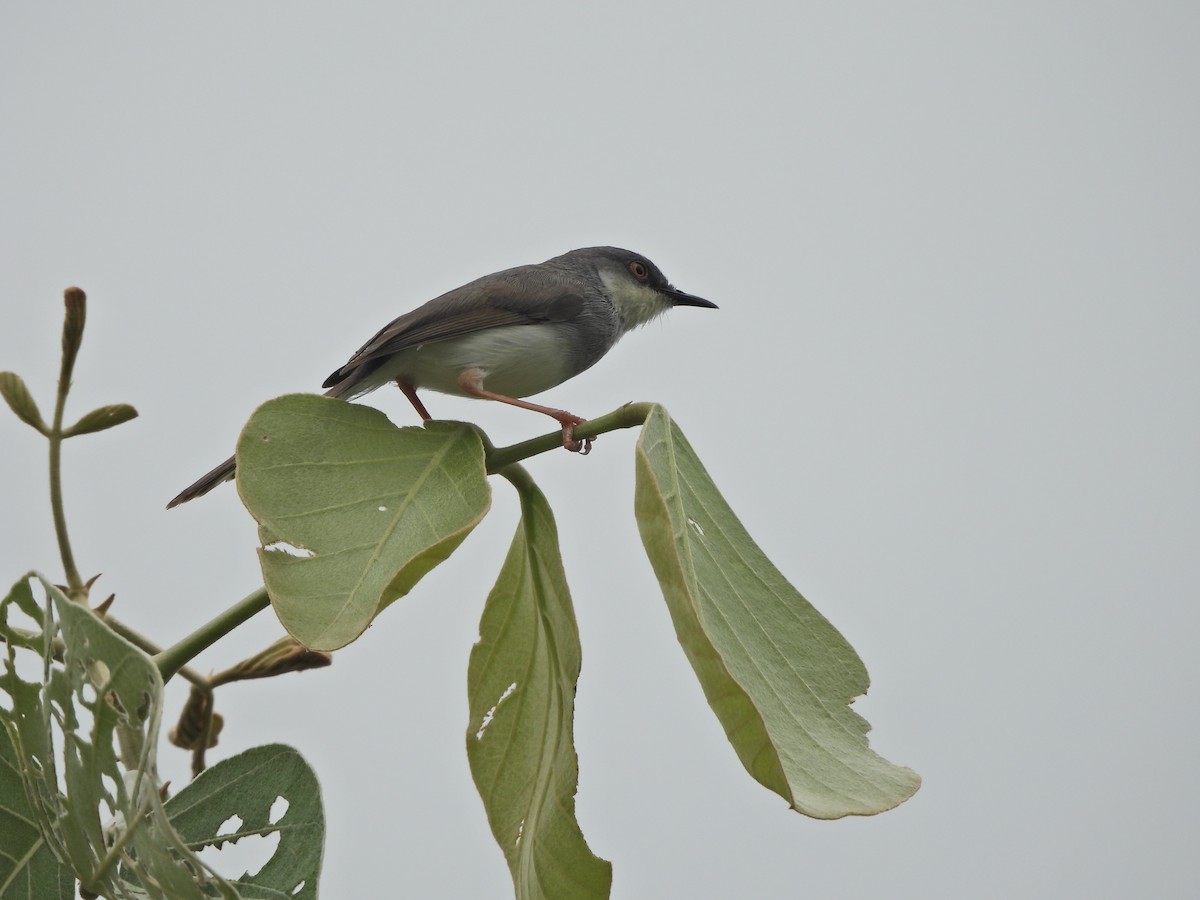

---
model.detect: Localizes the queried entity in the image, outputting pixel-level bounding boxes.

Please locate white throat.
[600,271,675,334]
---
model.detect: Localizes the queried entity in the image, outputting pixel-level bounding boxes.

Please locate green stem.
[154,586,271,684]
[485,401,653,472]
[104,616,209,689]
[47,434,80,596]
[498,461,536,494]
[49,288,88,600]
[0,607,212,689]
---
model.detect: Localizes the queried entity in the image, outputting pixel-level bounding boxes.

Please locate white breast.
[368,324,577,399]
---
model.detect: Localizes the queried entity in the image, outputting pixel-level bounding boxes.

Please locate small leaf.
[65,403,139,437]
[0,370,48,433]
[467,470,612,900]
[237,394,492,651]
[212,636,332,685]
[635,406,920,819]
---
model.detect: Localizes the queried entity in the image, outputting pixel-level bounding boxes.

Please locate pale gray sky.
[3,3,1197,898]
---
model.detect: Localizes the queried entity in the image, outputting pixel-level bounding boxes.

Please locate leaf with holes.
[165,744,324,900]
[0,722,76,898]
[0,573,238,898]
[635,406,921,819]
[237,395,492,651]
[467,472,611,900]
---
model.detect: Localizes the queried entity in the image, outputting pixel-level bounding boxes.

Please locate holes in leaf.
[135,690,152,722]
[263,541,315,558]
[101,773,119,804]
[216,814,243,837]
[475,682,517,740]
[269,795,290,824]
[196,829,281,880]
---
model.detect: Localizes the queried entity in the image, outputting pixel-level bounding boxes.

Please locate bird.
[167,246,716,508]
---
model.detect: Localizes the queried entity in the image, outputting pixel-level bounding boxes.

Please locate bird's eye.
[629,261,649,280]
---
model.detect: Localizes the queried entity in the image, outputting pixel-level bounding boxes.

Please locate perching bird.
[167,246,716,507]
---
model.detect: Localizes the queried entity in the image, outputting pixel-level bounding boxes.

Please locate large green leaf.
[635,406,920,818]
[467,469,611,900]
[165,744,324,900]
[236,395,492,650]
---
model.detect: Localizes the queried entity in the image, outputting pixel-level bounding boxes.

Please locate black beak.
[663,286,718,309]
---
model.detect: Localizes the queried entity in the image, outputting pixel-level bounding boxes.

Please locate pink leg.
[455,369,592,454]
[396,377,432,421]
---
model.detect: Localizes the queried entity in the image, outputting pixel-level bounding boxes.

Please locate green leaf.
[0,372,47,434]
[65,403,139,437]
[0,574,234,897]
[165,744,324,900]
[237,394,491,651]
[467,469,612,900]
[0,726,75,899]
[634,406,921,819]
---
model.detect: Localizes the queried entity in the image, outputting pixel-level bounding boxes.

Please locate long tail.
[166,455,237,508]
[166,378,390,509]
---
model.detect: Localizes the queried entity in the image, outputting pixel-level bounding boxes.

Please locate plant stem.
[485,401,654,472]
[103,616,209,688]
[49,288,88,600]
[154,586,271,684]
[498,461,536,494]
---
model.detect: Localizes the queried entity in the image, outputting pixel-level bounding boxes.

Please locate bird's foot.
[557,413,592,455]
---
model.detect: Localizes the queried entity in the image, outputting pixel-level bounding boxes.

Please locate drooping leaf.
[237,394,491,651]
[634,406,920,819]
[65,403,139,437]
[165,744,324,900]
[0,371,47,434]
[467,469,611,900]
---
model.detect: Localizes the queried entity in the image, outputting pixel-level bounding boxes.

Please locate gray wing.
[170,262,595,508]
[322,263,587,392]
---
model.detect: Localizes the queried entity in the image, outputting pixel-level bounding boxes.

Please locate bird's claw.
[561,420,593,455]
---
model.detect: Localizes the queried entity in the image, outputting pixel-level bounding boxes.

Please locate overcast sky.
[3,4,1197,898]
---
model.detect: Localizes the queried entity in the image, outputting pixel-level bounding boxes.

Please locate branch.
[485,401,653,473]
[154,586,272,684]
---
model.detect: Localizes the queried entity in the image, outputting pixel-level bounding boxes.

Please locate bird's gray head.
[549,246,717,332]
